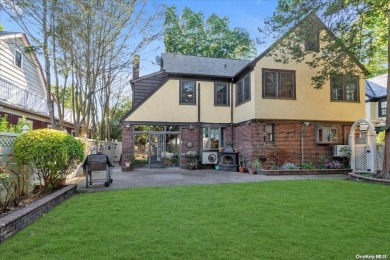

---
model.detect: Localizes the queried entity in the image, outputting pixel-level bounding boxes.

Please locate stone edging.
[259,169,351,176]
[348,172,390,184]
[0,184,77,243]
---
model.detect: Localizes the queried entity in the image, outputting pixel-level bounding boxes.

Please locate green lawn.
[1,180,390,259]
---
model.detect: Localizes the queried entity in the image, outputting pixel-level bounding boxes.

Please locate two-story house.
[0,31,74,132]
[121,15,367,169]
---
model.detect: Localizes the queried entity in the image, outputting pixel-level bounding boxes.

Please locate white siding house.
[0,31,73,131]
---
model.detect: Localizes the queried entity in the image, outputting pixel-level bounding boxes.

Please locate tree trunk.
[43,0,56,129]
[377,0,390,179]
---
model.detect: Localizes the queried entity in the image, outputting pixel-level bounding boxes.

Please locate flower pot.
[239,167,245,173]
[248,167,255,174]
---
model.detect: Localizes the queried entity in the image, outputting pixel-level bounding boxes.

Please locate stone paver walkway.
[67,166,348,192]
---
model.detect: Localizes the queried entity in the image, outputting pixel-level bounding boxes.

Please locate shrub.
[376,131,385,145]
[13,129,84,190]
[301,162,316,169]
[280,162,298,170]
[0,115,32,133]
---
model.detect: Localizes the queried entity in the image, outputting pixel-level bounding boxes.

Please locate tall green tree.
[164,6,256,59]
[259,0,390,178]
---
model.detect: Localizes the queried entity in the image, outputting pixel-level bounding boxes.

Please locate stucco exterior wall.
[126,79,231,123]
[250,55,365,123]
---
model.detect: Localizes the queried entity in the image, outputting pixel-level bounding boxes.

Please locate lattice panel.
[377,145,384,171]
[0,135,17,148]
[355,145,367,172]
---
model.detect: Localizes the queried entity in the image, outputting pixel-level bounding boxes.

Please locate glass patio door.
[149,133,166,168]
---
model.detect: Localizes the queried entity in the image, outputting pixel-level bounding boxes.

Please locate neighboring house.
[365,74,387,128]
[0,31,74,132]
[121,15,367,169]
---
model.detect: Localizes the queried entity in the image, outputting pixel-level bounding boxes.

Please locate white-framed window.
[316,126,338,144]
[264,123,274,142]
[202,127,226,150]
[14,50,22,68]
[379,100,387,117]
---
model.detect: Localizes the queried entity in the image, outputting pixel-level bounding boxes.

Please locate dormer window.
[305,30,320,52]
[15,50,22,68]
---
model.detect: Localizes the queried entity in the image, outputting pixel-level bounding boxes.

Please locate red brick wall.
[180,126,201,166]
[121,126,133,166]
[120,121,352,169]
[234,120,351,169]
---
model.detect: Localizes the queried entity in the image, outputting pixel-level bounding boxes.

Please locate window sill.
[179,103,197,105]
[262,97,297,100]
[330,100,360,103]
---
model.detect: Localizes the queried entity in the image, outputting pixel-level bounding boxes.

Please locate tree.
[259,0,390,179]
[110,98,132,141]
[1,0,163,139]
[164,6,256,59]
[1,0,58,128]
[54,1,162,139]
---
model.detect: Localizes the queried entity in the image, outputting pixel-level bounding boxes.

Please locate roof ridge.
[161,53,251,62]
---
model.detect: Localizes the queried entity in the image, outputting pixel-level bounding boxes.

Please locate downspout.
[230,78,234,146]
[301,122,305,165]
[197,83,201,154]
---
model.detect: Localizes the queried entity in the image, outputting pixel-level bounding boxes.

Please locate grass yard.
[1,179,390,259]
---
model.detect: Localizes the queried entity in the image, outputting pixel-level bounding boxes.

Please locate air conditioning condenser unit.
[202,151,218,164]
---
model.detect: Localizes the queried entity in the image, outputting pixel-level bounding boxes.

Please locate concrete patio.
[67,166,348,192]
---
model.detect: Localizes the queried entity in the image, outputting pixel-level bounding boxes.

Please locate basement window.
[316,126,338,144]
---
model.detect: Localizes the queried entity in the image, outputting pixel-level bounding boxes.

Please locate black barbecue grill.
[82,153,113,188]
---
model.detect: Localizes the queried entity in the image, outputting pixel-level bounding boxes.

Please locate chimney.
[132,55,140,80]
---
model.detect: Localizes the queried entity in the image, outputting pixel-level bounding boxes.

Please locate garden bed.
[0,184,77,243]
[259,169,351,176]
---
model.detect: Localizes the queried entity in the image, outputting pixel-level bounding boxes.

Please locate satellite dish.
[155,55,161,66]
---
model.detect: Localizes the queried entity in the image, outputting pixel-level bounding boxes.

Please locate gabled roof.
[161,53,251,78]
[365,74,387,100]
[240,13,369,77]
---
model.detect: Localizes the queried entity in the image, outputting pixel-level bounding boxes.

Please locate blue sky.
[0,0,278,76]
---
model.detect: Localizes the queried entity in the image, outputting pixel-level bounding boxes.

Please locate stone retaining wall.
[259,169,351,176]
[0,185,77,243]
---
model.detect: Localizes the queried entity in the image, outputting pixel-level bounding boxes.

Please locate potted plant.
[123,154,133,169]
[252,159,262,174]
[125,154,134,171]
[247,160,255,174]
[238,156,246,173]
[185,151,199,170]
